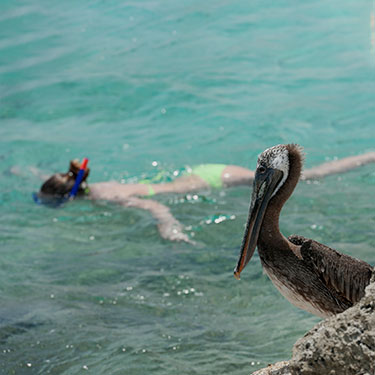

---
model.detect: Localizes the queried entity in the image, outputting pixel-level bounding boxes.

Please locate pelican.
[234,144,373,318]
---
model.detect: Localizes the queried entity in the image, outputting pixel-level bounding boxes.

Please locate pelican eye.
[258,166,266,174]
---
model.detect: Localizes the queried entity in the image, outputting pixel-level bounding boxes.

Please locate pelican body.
[234,144,373,318]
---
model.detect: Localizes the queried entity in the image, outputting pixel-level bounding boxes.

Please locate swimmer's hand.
[157,219,194,244]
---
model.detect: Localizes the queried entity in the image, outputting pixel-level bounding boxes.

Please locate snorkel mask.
[33,158,89,207]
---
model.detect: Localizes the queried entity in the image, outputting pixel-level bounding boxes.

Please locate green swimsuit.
[141,164,227,196]
[188,164,227,189]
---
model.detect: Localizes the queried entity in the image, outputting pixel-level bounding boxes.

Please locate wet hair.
[40,160,90,198]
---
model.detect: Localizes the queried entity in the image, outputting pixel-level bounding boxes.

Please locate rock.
[252,361,291,375]
[290,274,375,375]
[252,274,375,375]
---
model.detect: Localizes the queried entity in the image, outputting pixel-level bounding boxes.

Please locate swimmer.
[34,151,375,242]
[35,159,191,243]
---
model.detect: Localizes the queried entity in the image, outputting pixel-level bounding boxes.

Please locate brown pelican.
[234,144,373,318]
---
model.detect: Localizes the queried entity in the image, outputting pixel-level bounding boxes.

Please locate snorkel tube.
[68,158,89,199]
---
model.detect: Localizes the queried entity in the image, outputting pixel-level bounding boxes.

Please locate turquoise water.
[1,0,375,373]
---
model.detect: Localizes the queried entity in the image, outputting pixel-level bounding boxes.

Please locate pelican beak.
[234,168,283,279]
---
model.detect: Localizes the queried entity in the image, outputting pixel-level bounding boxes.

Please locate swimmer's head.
[39,159,90,200]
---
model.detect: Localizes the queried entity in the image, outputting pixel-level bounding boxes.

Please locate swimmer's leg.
[151,175,210,195]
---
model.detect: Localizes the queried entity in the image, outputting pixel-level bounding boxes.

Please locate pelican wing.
[289,235,373,305]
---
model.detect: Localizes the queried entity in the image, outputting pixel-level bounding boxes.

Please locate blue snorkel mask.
[33,158,89,207]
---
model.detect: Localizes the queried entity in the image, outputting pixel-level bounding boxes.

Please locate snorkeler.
[35,159,191,243]
[34,151,375,242]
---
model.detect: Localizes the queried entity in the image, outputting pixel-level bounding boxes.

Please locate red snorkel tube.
[68,158,89,199]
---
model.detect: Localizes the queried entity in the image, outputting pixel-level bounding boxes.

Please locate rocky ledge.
[253,273,375,375]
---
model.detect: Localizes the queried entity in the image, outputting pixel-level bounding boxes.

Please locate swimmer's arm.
[302,152,375,180]
[29,166,49,181]
[8,166,49,180]
[119,197,192,244]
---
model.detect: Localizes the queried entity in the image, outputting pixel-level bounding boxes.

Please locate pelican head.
[234,144,295,279]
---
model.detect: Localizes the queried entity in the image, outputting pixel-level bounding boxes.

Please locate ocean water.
[1,0,375,374]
